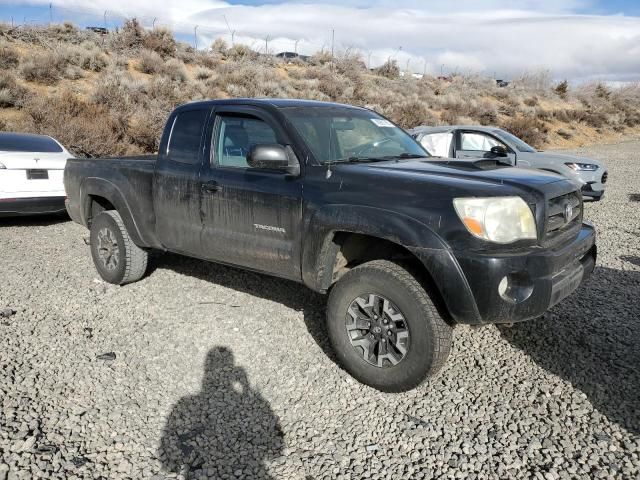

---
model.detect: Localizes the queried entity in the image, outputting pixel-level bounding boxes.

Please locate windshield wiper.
[382,153,429,160]
[329,153,427,165]
[333,156,393,163]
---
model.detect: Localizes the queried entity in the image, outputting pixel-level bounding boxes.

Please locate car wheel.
[327,260,452,392]
[90,210,148,285]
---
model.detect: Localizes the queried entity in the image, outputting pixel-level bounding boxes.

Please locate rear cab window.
[166,109,209,164]
[0,133,63,153]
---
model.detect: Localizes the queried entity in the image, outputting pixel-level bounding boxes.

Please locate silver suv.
[409,125,607,201]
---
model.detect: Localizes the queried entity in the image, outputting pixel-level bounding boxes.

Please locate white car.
[0,132,72,217]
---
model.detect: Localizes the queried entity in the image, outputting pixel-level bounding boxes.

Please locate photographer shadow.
[499,263,640,435]
[158,346,284,479]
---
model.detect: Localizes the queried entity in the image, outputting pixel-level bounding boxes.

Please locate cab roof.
[174,98,368,111]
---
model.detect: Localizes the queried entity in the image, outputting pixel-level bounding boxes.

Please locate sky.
[1,0,639,83]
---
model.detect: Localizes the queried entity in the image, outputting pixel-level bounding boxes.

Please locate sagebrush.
[0,21,639,156]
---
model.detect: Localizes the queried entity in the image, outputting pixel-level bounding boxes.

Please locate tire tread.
[328,259,452,391]
[101,210,148,285]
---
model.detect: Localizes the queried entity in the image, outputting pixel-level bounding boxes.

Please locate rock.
[96,352,116,361]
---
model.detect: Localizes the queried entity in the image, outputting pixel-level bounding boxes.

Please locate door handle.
[201,181,220,193]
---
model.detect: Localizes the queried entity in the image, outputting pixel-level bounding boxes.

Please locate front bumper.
[451,223,596,324]
[577,169,607,201]
[581,182,605,201]
[0,196,67,217]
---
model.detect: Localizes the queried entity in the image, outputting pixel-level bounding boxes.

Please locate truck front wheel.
[89,210,148,285]
[327,260,452,392]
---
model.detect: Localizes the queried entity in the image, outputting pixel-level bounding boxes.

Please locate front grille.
[544,191,582,244]
[601,171,608,184]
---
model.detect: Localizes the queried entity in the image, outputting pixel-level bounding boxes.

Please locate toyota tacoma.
[64,99,597,392]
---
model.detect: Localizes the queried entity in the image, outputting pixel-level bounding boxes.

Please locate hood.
[364,158,566,187]
[0,150,71,170]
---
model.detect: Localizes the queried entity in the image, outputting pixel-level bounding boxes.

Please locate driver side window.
[460,132,505,152]
[214,114,278,168]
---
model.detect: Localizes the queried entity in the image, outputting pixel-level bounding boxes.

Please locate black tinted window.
[0,133,63,153]
[167,110,209,164]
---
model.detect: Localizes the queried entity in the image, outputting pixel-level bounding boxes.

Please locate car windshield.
[495,130,537,153]
[281,106,429,164]
[0,133,63,153]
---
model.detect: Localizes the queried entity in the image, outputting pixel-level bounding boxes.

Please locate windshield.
[495,130,537,153]
[281,106,429,164]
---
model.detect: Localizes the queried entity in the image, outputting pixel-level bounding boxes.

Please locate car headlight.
[453,197,537,243]
[565,162,598,171]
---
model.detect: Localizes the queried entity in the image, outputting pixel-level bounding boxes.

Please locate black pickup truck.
[65,99,596,392]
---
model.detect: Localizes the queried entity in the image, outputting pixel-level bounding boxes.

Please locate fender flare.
[80,177,146,246]
[301,204,481,324]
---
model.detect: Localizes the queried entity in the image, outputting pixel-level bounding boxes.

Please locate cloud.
[4,0,640,81]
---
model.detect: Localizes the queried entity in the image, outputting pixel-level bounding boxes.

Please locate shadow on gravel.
[0,212,69,227]
[159,346,284,478]
[499,266,640,435]
[150,253,338,363]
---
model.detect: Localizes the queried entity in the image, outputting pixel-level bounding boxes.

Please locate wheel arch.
[80,177,146,246]
[302,205,482,324]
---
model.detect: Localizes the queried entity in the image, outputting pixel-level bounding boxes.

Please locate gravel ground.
[1,140,639,480]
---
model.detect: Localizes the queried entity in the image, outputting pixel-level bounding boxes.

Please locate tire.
[89,210,148,285]
[327,260,452,392]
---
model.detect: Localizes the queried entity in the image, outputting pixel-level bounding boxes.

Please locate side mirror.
[247,144,300,176]
[490,145,508,157]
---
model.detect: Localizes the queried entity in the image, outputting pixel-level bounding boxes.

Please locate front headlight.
[565,162,598,171]
[453,196,537,243]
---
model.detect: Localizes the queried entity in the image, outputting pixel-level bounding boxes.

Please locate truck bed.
[64,155,159,248]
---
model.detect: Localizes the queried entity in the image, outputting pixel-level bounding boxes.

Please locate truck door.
[455,130,516,165]
[198,106,303,280]
[153,107,211,255]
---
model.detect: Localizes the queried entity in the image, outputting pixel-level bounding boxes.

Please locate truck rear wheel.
[327,260,452,392]
[89,210,148,285]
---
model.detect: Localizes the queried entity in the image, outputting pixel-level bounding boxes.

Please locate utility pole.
[423,58,427,76]
[331,29,335,59]
[367,51,372,70]
[194,25,198,50]
[152,17,157,29]
[264,35,270,54]
[388,46,402,65]
[294,39,299,55]
[406,58,411,75]
[440,64,444,76]
[103,11,107,30]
